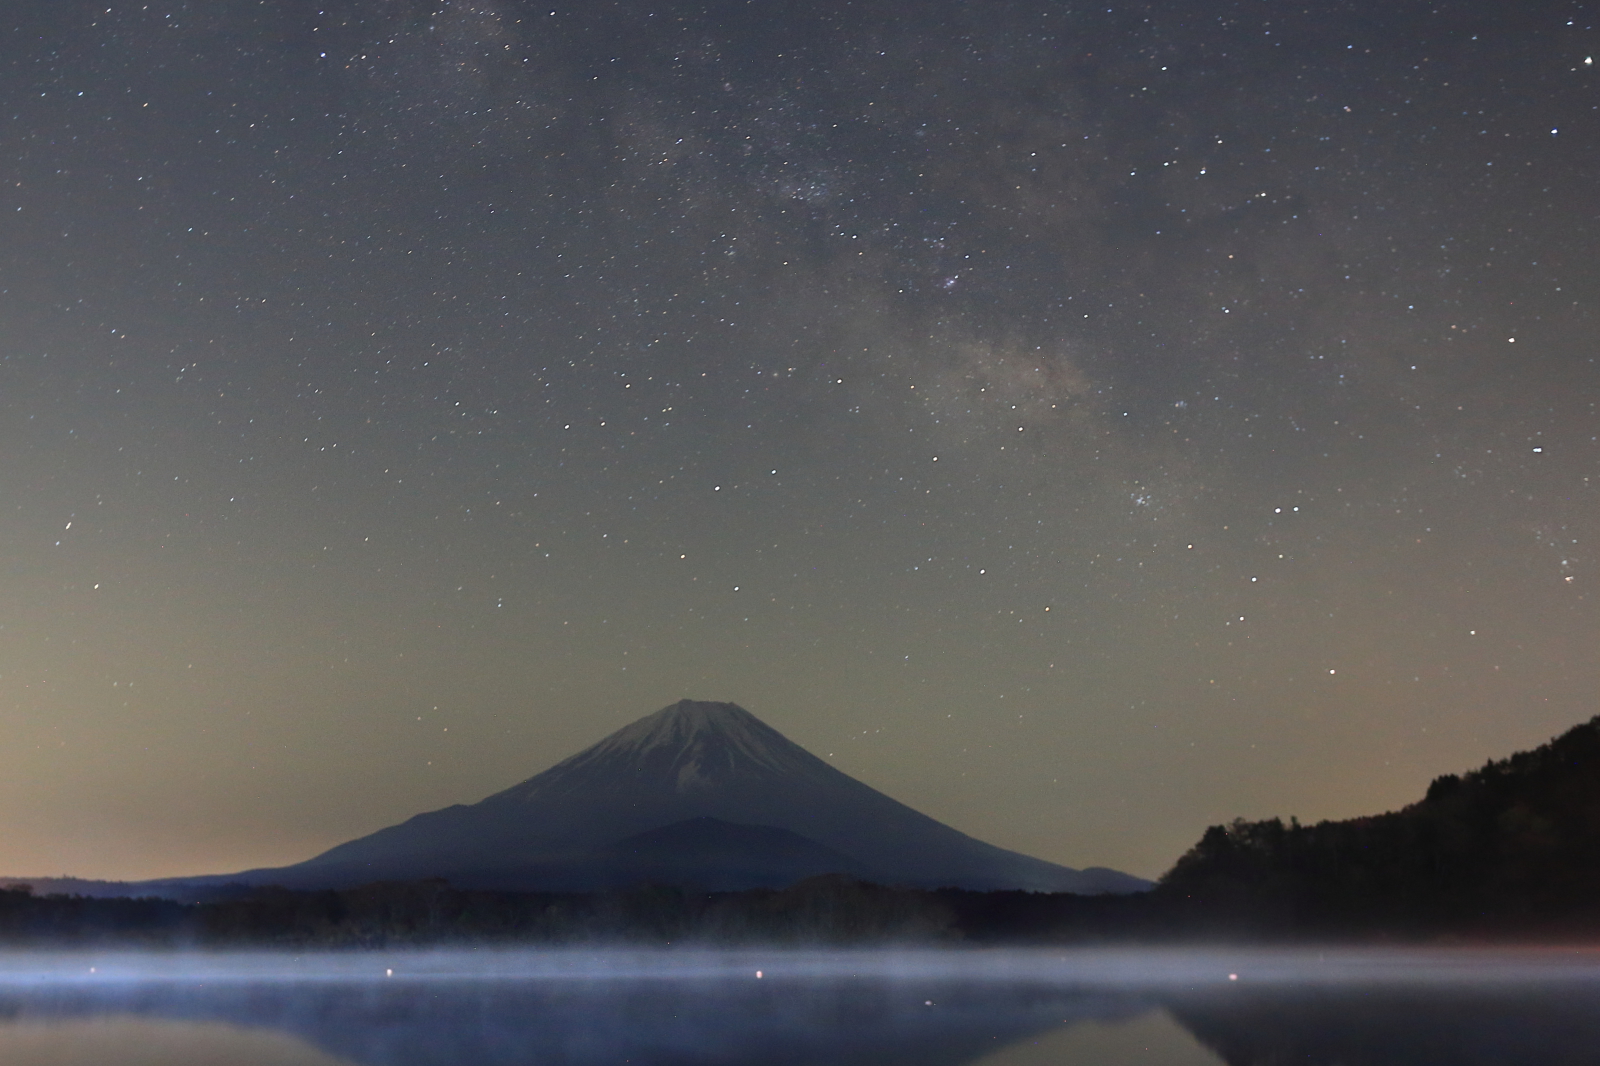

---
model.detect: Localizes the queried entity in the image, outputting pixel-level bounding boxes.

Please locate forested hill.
[1157,715,1600,937]
[10,716,1600,945]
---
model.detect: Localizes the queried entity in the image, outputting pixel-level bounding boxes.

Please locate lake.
[0,947,1597,1064]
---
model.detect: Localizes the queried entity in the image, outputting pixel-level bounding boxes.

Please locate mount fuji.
[183,700,1149,894]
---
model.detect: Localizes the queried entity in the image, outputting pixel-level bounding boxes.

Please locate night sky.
[2,0,1596,882]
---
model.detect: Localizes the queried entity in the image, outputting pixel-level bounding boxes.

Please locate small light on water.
[755,970,762,979]
[1229,973,1238,981]
[386,969,393,977]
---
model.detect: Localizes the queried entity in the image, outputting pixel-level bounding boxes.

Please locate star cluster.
[0,0,1596,879]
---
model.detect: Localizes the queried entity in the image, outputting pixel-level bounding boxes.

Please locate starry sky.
[1,0,1596,882]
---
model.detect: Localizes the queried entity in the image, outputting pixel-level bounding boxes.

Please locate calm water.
[0,948,1597,1065]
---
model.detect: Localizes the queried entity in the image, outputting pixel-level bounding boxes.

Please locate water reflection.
[0,949,1595,1066]
[1171,986,1600,1065]
[0,1017,350,1066]
[0,978,1151,1066]
[974,1010,1223,1066]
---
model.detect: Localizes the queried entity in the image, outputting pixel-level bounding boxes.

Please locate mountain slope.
[1158,714,1600,934]
[588,817,876,890]
[218,700,1147,894]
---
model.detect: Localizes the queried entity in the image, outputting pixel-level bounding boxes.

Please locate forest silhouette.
[4,715,1599,945]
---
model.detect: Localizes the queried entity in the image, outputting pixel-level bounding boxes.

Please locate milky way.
[1,0,1596,879]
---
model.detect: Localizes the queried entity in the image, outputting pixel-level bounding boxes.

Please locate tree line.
[6,714,1598,946]
[1154,713,1600,938]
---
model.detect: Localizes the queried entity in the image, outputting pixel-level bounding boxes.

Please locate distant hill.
[154,700,1149,896]
[0,877,138,900]
[1158,714,1600,936]
[0,877,291,905]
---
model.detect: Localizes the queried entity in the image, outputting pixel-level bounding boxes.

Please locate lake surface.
[0,947,1597,1064]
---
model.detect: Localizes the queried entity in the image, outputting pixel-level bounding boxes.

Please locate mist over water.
[0,948,1597,1065]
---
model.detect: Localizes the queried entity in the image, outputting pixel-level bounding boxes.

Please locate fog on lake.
[0,948,1597,1065]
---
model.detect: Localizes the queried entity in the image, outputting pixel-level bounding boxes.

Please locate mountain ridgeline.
[195,701,1148,896]
[7,709,1600,943]
[1157,714,1600,936]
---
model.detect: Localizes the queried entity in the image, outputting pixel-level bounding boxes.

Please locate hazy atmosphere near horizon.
[1,0,1595,883]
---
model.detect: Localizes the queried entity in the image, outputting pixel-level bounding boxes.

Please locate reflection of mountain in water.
[0,980,1155,1066]
[5,972,1600,1066]
[1170,987,1600,1066]
[0,1018,354,1066]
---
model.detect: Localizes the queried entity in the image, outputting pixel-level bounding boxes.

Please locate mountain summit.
[217,700,1148,894]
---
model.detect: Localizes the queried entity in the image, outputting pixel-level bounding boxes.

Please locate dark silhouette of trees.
[0,876,962,947]
[7,715,1599,946]
[1157,714,1600,937]
[0,884,189,943]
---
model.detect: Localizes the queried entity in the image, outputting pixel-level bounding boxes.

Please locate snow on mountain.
[213,700,1150,894]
